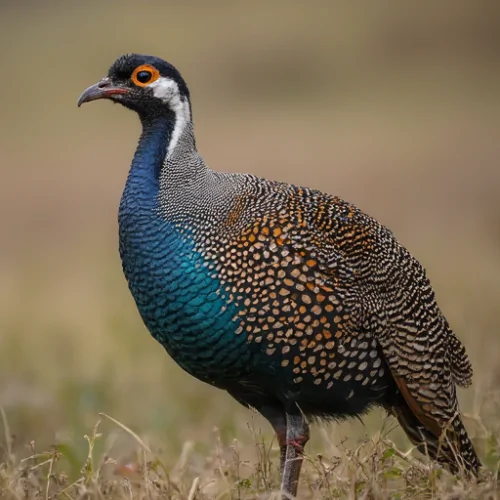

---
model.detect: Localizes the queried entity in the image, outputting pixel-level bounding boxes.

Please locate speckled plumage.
[79,54,481,495]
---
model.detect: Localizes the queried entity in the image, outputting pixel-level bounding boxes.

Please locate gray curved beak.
[77,77,128,107]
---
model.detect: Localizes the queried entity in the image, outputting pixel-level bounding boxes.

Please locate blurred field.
[0,1,500,498]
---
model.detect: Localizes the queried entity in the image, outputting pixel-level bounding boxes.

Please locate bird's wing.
[276,186,477,470]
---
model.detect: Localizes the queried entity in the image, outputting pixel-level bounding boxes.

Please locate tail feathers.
[449,415,482,476]
[390,403,481,477]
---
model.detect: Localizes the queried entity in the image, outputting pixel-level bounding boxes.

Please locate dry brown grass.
[0,2,499,498]
[0,411,499,499]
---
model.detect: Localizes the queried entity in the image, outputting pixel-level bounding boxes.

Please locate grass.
[1,410,499,499]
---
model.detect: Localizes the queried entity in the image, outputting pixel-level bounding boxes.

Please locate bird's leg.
[257,406,288,473]
[272,425,287,475]
[279,441,287,475]
[281,412,310,498]
[273,426,287,475]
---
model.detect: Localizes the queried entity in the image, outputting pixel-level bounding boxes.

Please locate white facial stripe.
[149,77,191,157]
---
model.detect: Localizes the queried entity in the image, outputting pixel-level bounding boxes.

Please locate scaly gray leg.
[257,405,288,473]
[281,412,310,498]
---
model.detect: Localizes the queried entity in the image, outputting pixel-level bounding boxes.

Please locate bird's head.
[77,54,190,120]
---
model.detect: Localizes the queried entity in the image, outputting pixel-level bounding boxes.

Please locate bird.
[78,54,481,497]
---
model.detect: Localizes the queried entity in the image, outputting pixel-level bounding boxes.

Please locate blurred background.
[0,0,499,490]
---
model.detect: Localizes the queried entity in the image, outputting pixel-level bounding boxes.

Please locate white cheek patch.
[150,77,178,101]
[149,77,191,157]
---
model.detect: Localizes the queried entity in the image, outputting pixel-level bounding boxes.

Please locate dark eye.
[136,70,152,84]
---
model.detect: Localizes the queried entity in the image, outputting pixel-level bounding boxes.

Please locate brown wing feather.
[242,186,480,475]
[391,374,444,439]
[287,189,480,475]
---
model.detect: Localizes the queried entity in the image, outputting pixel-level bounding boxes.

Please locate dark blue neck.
[121,113,175,212]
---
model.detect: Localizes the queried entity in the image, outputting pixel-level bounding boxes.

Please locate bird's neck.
[122,104,199,212]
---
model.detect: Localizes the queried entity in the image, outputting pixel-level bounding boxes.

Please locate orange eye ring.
[131,64,160,87]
